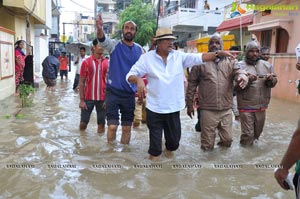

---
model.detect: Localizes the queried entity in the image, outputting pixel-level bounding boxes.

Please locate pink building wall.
[248,0,300,102]
[248,0,299,52]
[271,55,300,103]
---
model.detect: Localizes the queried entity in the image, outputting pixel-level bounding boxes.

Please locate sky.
[60,0,95,36]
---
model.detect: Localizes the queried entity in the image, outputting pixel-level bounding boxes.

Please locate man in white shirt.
[73,47,87,90]
[126,27,247,161]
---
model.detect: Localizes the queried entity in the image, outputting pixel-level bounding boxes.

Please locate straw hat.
[154,27,176,41]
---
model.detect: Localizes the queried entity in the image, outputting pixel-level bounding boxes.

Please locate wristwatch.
[215,50,220,58]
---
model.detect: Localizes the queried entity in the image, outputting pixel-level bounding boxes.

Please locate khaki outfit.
[239,111,266,145]
[236,60,277,145]
[133,98,146,126]
[186,58,247,150]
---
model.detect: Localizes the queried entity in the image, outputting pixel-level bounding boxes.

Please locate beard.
[123,32,135,42]
[245,55,258,65]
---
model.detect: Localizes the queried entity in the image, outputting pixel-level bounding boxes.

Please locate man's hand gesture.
[96,14,104,38]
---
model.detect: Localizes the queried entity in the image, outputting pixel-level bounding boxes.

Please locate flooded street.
[0,72,300,199]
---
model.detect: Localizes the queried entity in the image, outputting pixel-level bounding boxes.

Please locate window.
[276,28,288,53]
[84,26,88,33]
[261,30,272,48]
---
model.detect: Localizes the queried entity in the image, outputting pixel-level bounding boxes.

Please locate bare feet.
[163,149,174,158]
[149,155,160,161]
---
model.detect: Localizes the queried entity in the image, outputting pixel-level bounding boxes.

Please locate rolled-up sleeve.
[126,55,147,84]
[182,53,203,68]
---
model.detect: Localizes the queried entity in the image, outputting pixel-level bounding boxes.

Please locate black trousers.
[73,74,79,89]
[293,173,299,198]
[146,108,181,156]
[195,108,201,132]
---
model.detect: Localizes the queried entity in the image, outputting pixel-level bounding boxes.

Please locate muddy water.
[0,76,299,199]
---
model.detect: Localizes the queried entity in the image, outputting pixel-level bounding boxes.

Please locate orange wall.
[272,55,300,103]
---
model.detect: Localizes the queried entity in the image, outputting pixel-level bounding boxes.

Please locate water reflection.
[0,77,299,198]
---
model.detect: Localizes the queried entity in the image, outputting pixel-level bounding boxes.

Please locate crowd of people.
[14,13,299,197]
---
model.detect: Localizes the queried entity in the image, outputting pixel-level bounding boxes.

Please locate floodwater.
[0,72,300,199]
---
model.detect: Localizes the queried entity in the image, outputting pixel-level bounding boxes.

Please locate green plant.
[19,84,34,107]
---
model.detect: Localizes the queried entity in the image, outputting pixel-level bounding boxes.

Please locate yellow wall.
[14,17,27,41]
[0,6,37,53]
[3,0,46,24]
[196,35,236,52]
[0,7,15,30]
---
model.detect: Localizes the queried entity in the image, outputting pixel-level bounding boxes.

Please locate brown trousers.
[239,111,266,146]
[200,109,233,150]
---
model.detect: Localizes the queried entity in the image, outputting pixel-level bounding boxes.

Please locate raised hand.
[96,14,104,38]
[96,14,103,29]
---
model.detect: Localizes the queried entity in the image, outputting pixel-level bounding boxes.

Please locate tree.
[116,0,156,47]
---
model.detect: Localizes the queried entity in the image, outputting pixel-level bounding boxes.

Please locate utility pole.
[156,0,161,30]
[94,0,97,33]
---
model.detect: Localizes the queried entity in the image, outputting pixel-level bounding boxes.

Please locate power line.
[68,0,93,11]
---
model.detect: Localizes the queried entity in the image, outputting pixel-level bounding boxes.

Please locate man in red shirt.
[79,39,109,134]
[58,51,69,80]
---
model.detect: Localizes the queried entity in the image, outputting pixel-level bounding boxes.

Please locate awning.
[216,14,254,32]
[248,19,293,31]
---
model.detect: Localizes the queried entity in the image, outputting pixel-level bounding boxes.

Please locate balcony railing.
[102,12,118,23]
[159,8,223,30]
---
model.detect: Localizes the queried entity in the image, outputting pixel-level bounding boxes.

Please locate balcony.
[159,8,223,33]
[3,0,46,25]
[97,0,116,4]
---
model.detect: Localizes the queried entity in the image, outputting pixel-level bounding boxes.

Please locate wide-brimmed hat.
[154,28,177,41]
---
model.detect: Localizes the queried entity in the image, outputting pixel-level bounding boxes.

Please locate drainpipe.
[26,14,31,55]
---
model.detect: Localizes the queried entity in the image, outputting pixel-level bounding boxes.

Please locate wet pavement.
[0,71,300,199]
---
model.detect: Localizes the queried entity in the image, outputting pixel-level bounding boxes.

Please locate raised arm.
[96,14,104,40]
[202,50,237,62]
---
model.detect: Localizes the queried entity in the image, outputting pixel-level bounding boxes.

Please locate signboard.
[0,42,14,79]
[0,27,15,80]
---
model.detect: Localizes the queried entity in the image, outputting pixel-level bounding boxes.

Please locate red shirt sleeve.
[80,59,88,77]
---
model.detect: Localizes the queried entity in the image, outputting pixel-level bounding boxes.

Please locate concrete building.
[245,0,300,102]
[216,2,255,49]
[72,14,95,43]
[158,0,233,49]
[96,0,118,36]
[0,0,61,100]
